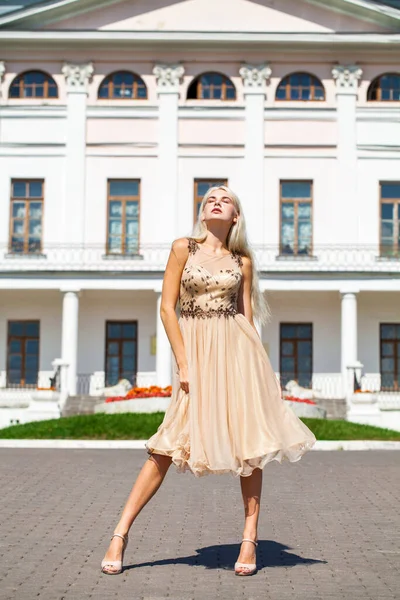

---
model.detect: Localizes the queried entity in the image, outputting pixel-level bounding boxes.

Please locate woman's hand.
[177,364,190,394]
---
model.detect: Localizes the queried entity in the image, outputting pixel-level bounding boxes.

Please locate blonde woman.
[101,185,316,576]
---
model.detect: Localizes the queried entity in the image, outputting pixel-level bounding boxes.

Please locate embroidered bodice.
[179,238,243,319]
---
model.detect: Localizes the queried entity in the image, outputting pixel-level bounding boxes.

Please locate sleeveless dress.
[145,238,317,477]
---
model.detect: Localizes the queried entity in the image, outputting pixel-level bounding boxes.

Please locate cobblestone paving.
[0,449,399,600]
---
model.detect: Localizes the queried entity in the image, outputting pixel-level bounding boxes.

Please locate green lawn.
[0,413,399,440]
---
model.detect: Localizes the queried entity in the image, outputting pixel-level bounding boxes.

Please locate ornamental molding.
[62,62,94,92]
[153,64,185,94]
[332,65,362,92]
[0,61,5,83]
[239,63,271,94]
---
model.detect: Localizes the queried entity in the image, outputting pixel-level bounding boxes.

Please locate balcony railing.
[1,242,400,273]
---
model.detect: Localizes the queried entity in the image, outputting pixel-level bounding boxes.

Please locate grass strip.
[0,413,399,441]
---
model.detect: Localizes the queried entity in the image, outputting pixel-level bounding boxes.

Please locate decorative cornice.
[332,65,363,93]
[153,64,184,94]
[239,64,272,94]
[1,31,400,46]
[0,61,5,83]
[62,62,94,93]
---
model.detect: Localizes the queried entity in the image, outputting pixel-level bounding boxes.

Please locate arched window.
[276,72,325,101]
[187,72,236,100]
[9,70,58,99]
[368,73,400,101]
[98,71,147,99]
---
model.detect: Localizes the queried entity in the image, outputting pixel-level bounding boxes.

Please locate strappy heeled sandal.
[101,532,129,575]
[234,538,258,576]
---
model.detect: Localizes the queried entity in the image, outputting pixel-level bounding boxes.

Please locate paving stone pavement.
[0,449,399,600]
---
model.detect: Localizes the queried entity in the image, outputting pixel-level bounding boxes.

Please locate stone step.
[61,395,103,417]
[61,395,347,420]
[314,397,347,420]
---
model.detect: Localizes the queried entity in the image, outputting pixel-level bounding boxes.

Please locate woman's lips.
[212,208,222,213]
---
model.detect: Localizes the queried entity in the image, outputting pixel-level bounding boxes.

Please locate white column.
[340,291,358,394]
[62,62,93,245]
[61,289,80,396]
[332,65,362,245]
[239,64,271,245]
[155,291,172,387]
[153,64,184,242]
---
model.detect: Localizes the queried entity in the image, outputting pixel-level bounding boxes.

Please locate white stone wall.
[0,0,400,399]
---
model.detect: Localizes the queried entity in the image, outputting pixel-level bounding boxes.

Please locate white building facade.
[0,0,399,412]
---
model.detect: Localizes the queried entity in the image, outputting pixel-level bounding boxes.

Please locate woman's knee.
[147,452,173,472]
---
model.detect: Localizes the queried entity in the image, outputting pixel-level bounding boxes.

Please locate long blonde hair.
[190,185,271,325]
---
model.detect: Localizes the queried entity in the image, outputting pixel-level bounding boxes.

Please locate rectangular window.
[280,323,313,389]
[7,320,40,386]
[107,180,140,255]
[194,179,228,223]
[380,324,400,391]
[380,182,400,257]
[105,321,138,386]
[10,180,44,254]
[280,181,312,256]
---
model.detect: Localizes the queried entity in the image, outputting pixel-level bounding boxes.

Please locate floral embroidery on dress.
[231,251,243,268]
[187,237,199,255]
[180,239,243,319]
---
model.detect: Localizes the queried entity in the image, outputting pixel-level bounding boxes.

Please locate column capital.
[332,65,362,94]
[153,63,184,94]
[60,288,81,295]
[0,61,5,83]
[340,289,359,298]
[62,62,94,93]
[240,63,271,95]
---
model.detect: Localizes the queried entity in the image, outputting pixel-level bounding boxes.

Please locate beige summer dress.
[145,237,317,477]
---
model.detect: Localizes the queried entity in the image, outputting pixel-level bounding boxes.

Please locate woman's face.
[201,188,238,226]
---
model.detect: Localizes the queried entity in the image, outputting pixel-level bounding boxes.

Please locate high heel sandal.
[101,532,129,575]
[234,538,258,576]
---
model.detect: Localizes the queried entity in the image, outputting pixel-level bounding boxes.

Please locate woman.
[101,185,316,576]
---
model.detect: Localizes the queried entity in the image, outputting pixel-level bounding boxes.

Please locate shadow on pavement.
[122,539,327,572]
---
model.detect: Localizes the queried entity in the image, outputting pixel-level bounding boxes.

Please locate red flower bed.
[284,395,316,405]
[105,385,172,403]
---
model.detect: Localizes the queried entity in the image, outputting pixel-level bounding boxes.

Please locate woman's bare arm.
[160,237,190,392]
[237,255,260,338]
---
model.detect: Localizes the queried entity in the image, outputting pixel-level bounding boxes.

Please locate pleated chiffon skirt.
[145,312,317,477]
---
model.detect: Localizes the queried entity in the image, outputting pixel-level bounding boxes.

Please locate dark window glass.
[276,73,325,101]
[9,180,44,254]
[105,321,138,386]
[7,321,40,386]
[380,182,400,257]
[9,71,58,99]
[98,71,147,100]
[281,182,312,198]
[280,323,312,388]
[368,73,400,102]
[107,180,140,255]
[381,183,400,199]
[280,181,312,256]
[380,324,400,391]
[187,73,236,100]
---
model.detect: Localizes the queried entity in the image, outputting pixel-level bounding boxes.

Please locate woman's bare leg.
[102,453,172,571]
[236,467,262,573]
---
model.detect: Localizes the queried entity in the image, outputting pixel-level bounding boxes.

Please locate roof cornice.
[306,0,400,25]
[1,30,400,46]
[0,0,122,28]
